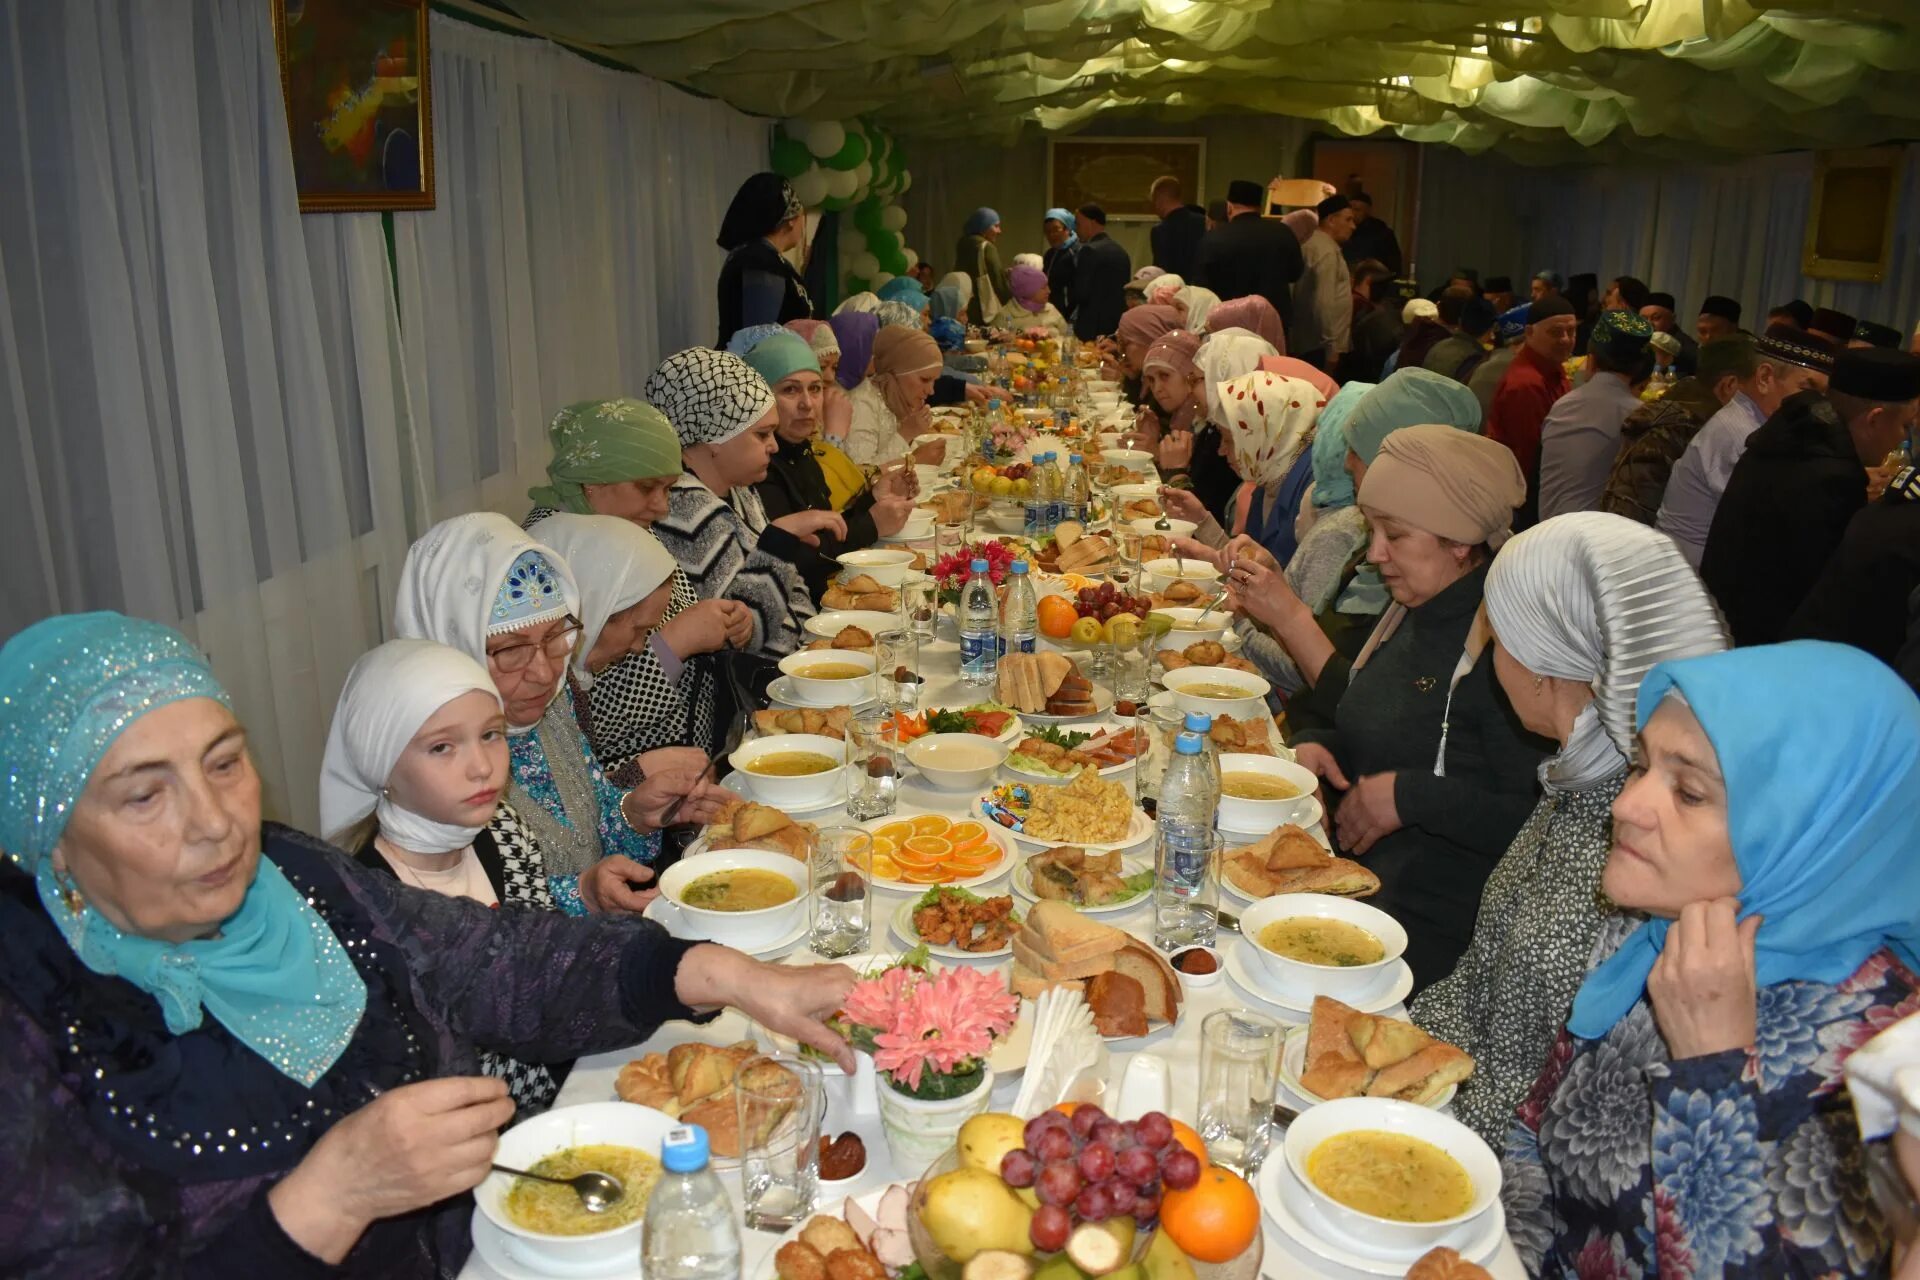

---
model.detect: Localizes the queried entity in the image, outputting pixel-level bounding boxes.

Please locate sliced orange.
[891,847,941,871]
[910,814,952,837]
[873,821,916,846]
[870,854,904,881]
[870,835,899,861]
[902,865,950,883]
[946,845,1002,870]
[905,835,953,860]
[945,820,990,852]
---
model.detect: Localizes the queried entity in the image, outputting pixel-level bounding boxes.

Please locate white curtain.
[394,17,768,520]
[0,0,404,826]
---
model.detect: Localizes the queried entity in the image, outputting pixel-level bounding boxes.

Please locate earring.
[1533,674,1545,693]
[55,870,84,914]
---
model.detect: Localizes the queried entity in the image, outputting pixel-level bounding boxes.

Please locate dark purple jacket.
[0,824,706,1278]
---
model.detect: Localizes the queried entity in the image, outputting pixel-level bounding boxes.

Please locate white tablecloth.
[460,629,1524,1280]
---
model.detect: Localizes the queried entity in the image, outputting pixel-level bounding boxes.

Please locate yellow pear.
[958,1113,1028,1176]
[921,1167,1036,1264]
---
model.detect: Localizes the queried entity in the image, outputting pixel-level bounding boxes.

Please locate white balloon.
[851,251,881,278]
[880,204,908,232]
[903,247,920,269]
[854,160,873,188]
[802,119,845,158]
[871,271,894,288]
[824,165,860,199]
[789,166,829,208]
[896,170,912,195]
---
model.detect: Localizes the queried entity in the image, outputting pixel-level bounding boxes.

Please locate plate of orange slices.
[854,812,1014,891]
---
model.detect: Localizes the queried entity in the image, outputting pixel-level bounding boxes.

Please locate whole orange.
[1037,595,1079,639]
[1167,1118,1207,1163]
[1160,1166,1259,1263]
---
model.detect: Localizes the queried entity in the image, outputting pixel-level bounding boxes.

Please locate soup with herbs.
[504,1144,660,1235]
[1180,682,1255,700]
[745,751,840,776]
[1221,772,1301,800]
[681,868,799,912]
[797,663,870,680]
[1257,917,1385,967]
[1306,1131,1473,1223]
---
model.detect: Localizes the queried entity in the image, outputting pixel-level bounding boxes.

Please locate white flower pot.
[877,1066,996,1169]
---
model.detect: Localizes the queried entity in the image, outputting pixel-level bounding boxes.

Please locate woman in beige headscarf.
[845,325,948,469]
[1230,425,1554,990]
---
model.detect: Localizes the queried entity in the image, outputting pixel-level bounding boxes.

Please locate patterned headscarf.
[527,513,678,688]
[1259,355,1337,405]
[527,398,683,514]
[1344,366,1483,465]
[1140,331,1203,436]
[394,512,583,666]
[1216,372,1320,488]
[1206,296,1285,352]
[1486,512,1728,792]
[0,612,366,1085]
[645,348,777,446]
[963,207,1001,236]
[786,318,840,362]
[1195,328,1279,423]
[1570,642,1920,1039]
[717,172,801,251]
[1310,381,1373,510]
[829,311,881,390]
[874,300,925,331]
[1009,264,1049,312]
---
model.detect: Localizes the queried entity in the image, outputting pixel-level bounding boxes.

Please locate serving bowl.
[1215,752,1321,832]
[1095,432,1125,450]
[1238,892,1407,1001]
[837,548,916,586]
[727,733,848,809]
[1130,516,1198,540]
[1161,665,1270,722]
[1102,448,1154,470]
[884,510,936,542]
[903,732,1011,791]
[804,609,904,641]
[1282,1097,1502,1259]
[1143,557,1224,594]
[1149,606,1230,647]
[658,847,809,948]
[987,502,1030,533]
[778,649,879,706]
[475,1101,679,1268]
[1110,482,1161,507]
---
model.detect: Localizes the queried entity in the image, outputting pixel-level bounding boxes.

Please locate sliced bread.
[1086,970,1148,1038]
[1011,933,1117,981]
[1024,901,1128,965]
[1113,939,1180,1024]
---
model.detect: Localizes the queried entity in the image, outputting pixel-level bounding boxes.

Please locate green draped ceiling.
[489,0,1920,159]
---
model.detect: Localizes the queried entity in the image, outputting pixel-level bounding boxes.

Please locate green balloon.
[845,275,869,293]
[820,193,853,212]
[852,199,885,233]
[824,130,869,171]
[879,248,908,276]
[771,133,812,178]
[865,227,895,254]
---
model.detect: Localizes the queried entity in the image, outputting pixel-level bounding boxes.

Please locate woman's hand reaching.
[771,510,848,547]
[1156,486,1209,527]
[675,945,859,1071]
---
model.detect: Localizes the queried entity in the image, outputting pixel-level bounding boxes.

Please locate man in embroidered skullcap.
[1854,319,1904,350]
[1537,309,1657,520]
[1468,303,1533,420]
[1656,322,1837,566]
[1704,347,1920,645]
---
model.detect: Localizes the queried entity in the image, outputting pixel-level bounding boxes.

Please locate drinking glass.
[874,627,921,713]
[901,579,938,645]
[735,1054,826,1230]
[1152,828,1219,951]
[934,521,969,573]
[809,825,872,957]
[1111,620,1157,705]
[846,706,898,820]
[1197,1010,1282,1175]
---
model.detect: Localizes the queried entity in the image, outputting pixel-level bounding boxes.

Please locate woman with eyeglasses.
[393,513,737,916]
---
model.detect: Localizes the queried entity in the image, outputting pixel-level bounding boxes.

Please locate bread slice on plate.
[1112,939,1180,1024]
[1010,962,1085,1000]
[1011,934,1116,981]
[1023,900,1127,965]
[1367,1042,1476,1105]
[1300,996,1372,1099]
[1349,1011,1433,1070]
[1086,970,1148,1038]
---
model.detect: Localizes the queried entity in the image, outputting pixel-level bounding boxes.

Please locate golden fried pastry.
[1182,640,1227,666]
[824,1249,887,1280]
[800,1216,863,1258]
[775,1241,829,1280]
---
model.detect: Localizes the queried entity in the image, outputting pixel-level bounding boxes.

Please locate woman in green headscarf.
[525,399,751,772]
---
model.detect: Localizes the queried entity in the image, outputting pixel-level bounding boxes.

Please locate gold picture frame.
[1803,146,1902,283]
[272,0,435,214]
[1047,137,1206,222]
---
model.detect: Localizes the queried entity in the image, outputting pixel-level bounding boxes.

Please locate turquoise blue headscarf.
[929,284,966,322]
[1567,641,1920,1039]
[1311,381,1373,510]
[0,613,367,1085]
[930,317,967,352]
[964,207,1001,236]
[877,277,929,311]
[1344,367,1483,465]
[1044,208,1078,247]
[740,331,821,387]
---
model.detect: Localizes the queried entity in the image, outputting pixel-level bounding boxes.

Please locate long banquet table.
[460,625,1524,1280]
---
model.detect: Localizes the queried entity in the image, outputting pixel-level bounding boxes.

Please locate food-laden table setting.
[460,340,1524,1280]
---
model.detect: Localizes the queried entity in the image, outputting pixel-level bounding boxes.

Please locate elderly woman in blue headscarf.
[1041,207,1079,317]
[1502,641,1920,1279]
[0,612,856,1276]
[929,271,972,325]
[955,206,1011,326]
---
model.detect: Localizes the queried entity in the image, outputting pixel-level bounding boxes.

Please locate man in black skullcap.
[1703,348,1920,646]
[1696,294,1742,344]
[1290,193,1357,370]
[1639,291,1698,376]
[1854,319,1903,350]
[1808,307,1857,346]
[1192,177,1305,323]
[1483,275,1517,315]
[1070,204,1132,341]
[1341,189,1404,275]
[1768,299,1815,331]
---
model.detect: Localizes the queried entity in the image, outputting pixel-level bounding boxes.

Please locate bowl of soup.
[1129,516,1198,540]
[835,548,917,587]
[1161,665,1271,722]
[904,731,1011,791]
[1102,448,1154,471]
[779,649,880,707]
[659,847,809,947]
[476,1101,679,1267]
[1215,752,1321,832]
[1142,557,1224,595]
[728,733,848,809]
[1283,1098,1501,1258]
[1238,893,1407,1000]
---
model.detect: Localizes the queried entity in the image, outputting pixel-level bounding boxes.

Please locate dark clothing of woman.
[716,238,813,349]
[757,434,882,600]
[1186,424,1240,529]
[1289,564,1552,990]
[0,825,707,1278]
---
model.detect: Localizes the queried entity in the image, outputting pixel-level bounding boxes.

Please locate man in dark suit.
[1192,178,1304,327]
[1070,204,1132,340]
[1148,175,1207,279]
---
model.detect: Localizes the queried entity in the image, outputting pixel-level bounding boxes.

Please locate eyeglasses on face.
[487,620,583,672]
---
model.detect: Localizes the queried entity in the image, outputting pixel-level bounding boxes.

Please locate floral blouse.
[1503,918,1918,1278]
[509,719,659,916]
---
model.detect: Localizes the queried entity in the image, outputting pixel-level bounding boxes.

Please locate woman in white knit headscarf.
[1410,511,1728,1144]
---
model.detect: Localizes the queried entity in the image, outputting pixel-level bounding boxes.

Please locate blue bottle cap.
[661,1124,711,1173]
[1070,453,1083,463]
[1011,560,1029,574]
[970,558,990,573]
[1175,732,1203,755]
[1183,712,1213,733]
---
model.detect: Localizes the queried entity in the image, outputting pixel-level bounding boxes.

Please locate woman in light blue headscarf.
[955,206,1010,325]
[1042,207,1080,318]
[875,276,928,313]
[1504,640,1920,1279]
[928,270,971,323]
[0,611,859,1274]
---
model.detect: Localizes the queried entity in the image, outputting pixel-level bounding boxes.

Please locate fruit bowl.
[907,1112,1263,1280]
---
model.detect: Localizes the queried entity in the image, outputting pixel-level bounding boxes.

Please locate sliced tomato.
[970,711,1010,736]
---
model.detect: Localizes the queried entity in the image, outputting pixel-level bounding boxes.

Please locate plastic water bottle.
[642,1125,740,1279]
[1024,458,1048,538]
[960,558,1000,688]
[1154,732,1221,951]
[1066,452,1091,525]
[1182,712,1220,788]
[1000,559,1038,657]
[1044,452,1067,532]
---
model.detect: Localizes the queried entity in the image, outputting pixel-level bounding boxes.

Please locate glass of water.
[846,707,898,821]
[874,627,920,713]
[735,1053,826,1230]
[809,825,872,957]
[1197,1010,1282,1175]
[901,579,938,645]
[1152,828,1219,951]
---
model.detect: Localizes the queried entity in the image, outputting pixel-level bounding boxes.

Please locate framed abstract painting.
[272,0,435,213]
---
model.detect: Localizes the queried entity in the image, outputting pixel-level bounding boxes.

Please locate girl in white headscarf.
[393,512,737,917]
[1410,512,1728,1144]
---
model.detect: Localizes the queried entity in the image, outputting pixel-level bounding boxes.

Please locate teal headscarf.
[929,284,966,322]
[1044,207,1079,247]
[0,613,367,1086]
[1568,642,1920,1039]
[1344,367,1483,465]
[1311,381,1373,510]
[740,331,822,387]
[877,277,929,311]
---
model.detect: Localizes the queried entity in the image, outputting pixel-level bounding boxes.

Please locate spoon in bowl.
[492,1164,625,1214]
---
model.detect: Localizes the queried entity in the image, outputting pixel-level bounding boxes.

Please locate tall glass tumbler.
[735,1054,826,1230]
[1196,1009,1282,1176]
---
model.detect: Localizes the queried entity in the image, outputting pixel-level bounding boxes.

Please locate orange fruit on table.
[903,865,950,884]
[1037,595,1079,639]
[910,814,952,837]
[905,835,953,860]
[945,847,1002,873]
[870,854,904,881]
[873,821,916,846]
[1160,1165,1260,1264]
[946,820,990,852]
[1167,1118,1207,1163]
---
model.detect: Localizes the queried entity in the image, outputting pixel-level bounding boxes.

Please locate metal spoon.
[492,1163,625,1214]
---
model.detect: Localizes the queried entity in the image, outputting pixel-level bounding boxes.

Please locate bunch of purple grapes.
[1073,583,1149,622]
[998,1105,1202,1253]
